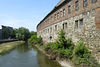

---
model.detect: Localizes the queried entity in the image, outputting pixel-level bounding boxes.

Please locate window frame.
[84,0,88,7]
[92,0,97,3]
[60,11,63,18]
[57,12,59,19]
[55,14,56,20]
[55,25,57,31]
[68,5,71,14]
[79,19,83,28]
[75,20,78,29]
[63,9,65,16]
[75,0,79,11]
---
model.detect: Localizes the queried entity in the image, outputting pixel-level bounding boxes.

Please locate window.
[84,0,88,7]
[65,23,67,32]
[75,20,78,29]
[63,23,67,32]
[68,6,71,14]
[48,28,49,33]
[55,25,57,31]
[80,19,83,28]
[63,9,65,16]
[75,1,79,11]
[92,0,97,3]
[55,14,56,20]
[57,13,59,19]
[50,27,52,32]
[61,11,62,17]
[51,17,52,23]
[63,24,64,29]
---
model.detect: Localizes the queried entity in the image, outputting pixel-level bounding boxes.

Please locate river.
[0,44,61,67]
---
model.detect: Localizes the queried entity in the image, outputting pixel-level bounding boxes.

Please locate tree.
[11,30,16,38]
[16,27,30,41]
[30,31,34,37]
[3,27,9,39]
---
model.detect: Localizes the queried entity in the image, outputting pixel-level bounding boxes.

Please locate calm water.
[0,44,61,67]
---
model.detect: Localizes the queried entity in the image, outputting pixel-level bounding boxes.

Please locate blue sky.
[0,0,60,31]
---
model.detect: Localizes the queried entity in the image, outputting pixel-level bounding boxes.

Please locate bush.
[57,29,67,48]
[44,42,52,51]
[37,36,43,45]
[74,39,91,65]
[29,32,43,45]
[45,29,74,59]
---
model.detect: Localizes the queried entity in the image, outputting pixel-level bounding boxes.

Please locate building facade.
[37,0,100,62]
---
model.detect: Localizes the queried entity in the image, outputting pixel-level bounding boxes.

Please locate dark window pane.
[75,1,79,11]
[84,0,88,7]
[68,6,71,14]
[92,0,97,2]
[75,20,78,29]
[80,19,83,28]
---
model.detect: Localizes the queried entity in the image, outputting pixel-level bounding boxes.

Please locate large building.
[37,0,100,44]
[37,0,100,62]
[37,0,100,61]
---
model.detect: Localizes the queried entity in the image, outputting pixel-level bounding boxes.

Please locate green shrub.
[29,32,43,45]
[37,36,43,45]
[44,42,52,51]
[74,39,91,65]
[57,29,67,48]
[74,39,91,58]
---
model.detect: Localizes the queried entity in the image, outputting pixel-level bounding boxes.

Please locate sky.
[0,0,60,31]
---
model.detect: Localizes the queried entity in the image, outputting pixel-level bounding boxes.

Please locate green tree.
[30,31,34,37]
[16,27,30,41]
[3,27,9,39]
[57,29,67,48]
[11,30,16,38]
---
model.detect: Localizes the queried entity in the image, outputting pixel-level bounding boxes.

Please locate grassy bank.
[0,41,25,55]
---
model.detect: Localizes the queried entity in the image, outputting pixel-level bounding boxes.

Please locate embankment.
[0,41,25,55]
[34,44,74,67]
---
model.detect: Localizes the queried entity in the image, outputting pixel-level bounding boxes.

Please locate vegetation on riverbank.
[29,29,100,67]
[0,41,25,55]
[29,32,43,45]
[44,29,100,67]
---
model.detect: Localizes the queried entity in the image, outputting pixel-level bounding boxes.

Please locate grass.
[0,41,25,55]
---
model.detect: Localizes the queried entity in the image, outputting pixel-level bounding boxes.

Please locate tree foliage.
[11,30,16,38]
[29,32,43,45]
[16,27,30,41]
[3,27,9,39]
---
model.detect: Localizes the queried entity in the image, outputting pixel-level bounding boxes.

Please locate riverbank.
[0,41,25,55]
[34,44,74,67]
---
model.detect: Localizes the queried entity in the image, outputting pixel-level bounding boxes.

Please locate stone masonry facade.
[37,0,100,63]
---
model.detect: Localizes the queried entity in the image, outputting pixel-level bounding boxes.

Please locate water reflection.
[0,44,61,67]
[36,48,61,67]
